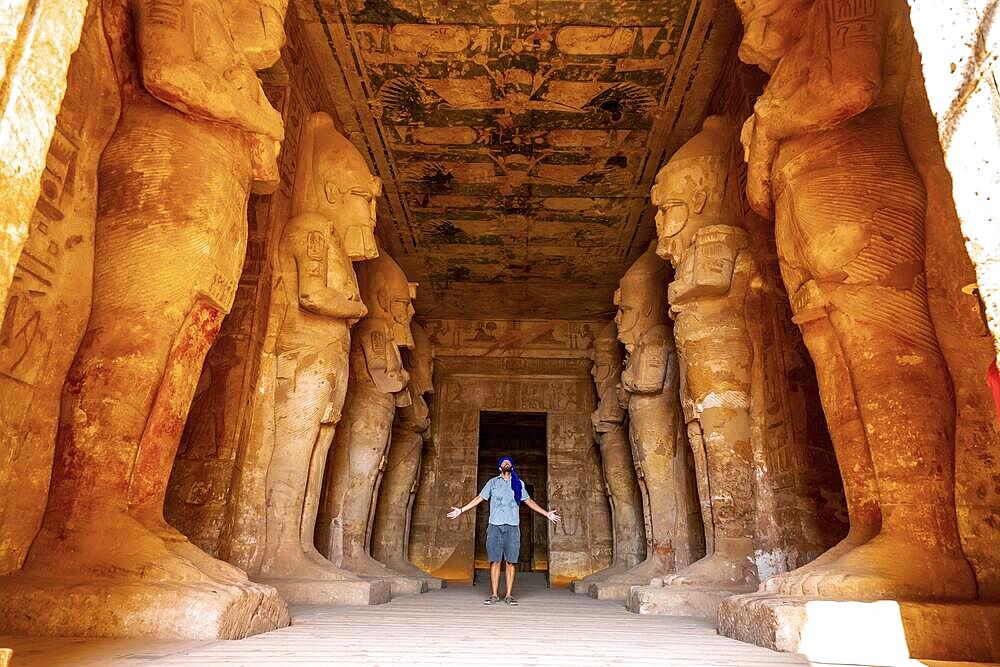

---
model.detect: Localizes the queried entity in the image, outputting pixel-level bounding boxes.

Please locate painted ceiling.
[296,0,737,319]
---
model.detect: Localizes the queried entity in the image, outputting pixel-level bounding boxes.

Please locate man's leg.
[505,561,516,598]
[490,561,501,598]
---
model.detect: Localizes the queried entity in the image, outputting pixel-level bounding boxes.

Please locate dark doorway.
[475,411,548,574]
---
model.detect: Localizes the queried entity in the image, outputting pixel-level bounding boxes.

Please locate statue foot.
[792,533,977,601]
[760,529,874,595]
[574,561,632,586]
[260,548,362,582]
[603,554,672,584]
[663,553,756,590]
[26,511,215,584]
[342,552,401,578]
[144,517,250,584]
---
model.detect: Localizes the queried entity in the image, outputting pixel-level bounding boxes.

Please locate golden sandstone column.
[370,321,443,589]
[318,252,426,596]
[627,115,758,618]
[252,112,390,606]
[571,322,646,593]
[0,0,290,639]
[720,0,989,661]
[590,248,693,600]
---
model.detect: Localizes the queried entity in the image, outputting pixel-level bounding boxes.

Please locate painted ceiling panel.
[299,0,737,318]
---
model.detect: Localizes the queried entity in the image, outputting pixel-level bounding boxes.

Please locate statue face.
[591,346,620,385]
[326,175,381,261]
[652,157,727,264]
[614,291,642,350]
[735,0,810,73]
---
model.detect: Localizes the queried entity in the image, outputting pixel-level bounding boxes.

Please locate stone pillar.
[719,1,998,662]
[0,0,291,640]
[629,115,759,619]
[243,111,388,606]
[317,252,426,596]
[370,320,443,589]
[571,322,645,593]
[589,247,703,600]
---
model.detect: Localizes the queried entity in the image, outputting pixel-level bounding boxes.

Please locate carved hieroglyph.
[0,0,87,321]
[317,251,426,595]
[370,321,443,589]
[590,247,701,599]
[248,111,390,605]
[0,0,291,639]
[571,322,645,592]
[735,0,976,601]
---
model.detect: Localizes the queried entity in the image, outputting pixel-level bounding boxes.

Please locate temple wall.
[408,319,614,586]
[0,2,117,575]
[164,11,335,559]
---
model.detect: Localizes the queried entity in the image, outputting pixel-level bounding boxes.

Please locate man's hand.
[446,506,462,520]
[547,509,561,524]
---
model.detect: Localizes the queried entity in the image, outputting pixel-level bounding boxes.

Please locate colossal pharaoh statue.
[571,322,645,593]
[317,252,426,595]
[370,321,443,589]
[252,112,390,606]
[589,247,693,600]
[734,0,976,601]
[0,0,291,638]
[627,115,758,617]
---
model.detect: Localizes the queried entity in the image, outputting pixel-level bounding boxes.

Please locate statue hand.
[741,113,777,220]
[446,507,462,520]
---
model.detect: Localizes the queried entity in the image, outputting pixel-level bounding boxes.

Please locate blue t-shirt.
[479,475,530,526]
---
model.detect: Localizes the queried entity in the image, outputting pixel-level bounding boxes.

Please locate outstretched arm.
[524,498,561,523]
[446,495,485,519]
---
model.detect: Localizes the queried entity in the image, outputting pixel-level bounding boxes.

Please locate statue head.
[651,115,739,265]
[224,0,289,70]
[358,251,417,348]
[734,0,812,73]
[614,245,668,352]
[293,112,381,261]
[407,320,435,398]
[591,321,626,431]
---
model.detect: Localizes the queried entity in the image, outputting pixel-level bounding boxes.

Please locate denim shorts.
[486,523,520,563]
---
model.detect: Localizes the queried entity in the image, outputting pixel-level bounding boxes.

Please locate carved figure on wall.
[652,115,758,593]
[736,0,976,601]
[370,321,443,589]
[251,112,390,605]
[0,0,292,639]
[317,252,427,595]
[590,247,690,599]
[571,322,646,593]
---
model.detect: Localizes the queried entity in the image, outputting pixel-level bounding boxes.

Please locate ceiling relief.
[297,0,737,318]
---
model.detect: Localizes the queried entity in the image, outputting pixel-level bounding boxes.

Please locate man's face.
[500,460,512,473]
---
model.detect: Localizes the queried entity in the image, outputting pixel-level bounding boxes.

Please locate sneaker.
[504,596,518,606]
[484,595,499,605]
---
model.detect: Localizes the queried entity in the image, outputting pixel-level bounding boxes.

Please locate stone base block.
[626,584,745,619]
[257,576,390,606]
[421,577,445,590]
[370,575,427,597]
[718,593,1000,665]
[0,575,289,639]
[570,580,591,594]
[588,581,636,601]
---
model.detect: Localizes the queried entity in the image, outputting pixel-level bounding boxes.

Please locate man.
[447,457,561,605]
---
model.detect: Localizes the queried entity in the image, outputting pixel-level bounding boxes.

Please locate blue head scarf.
[498,456,523,503]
